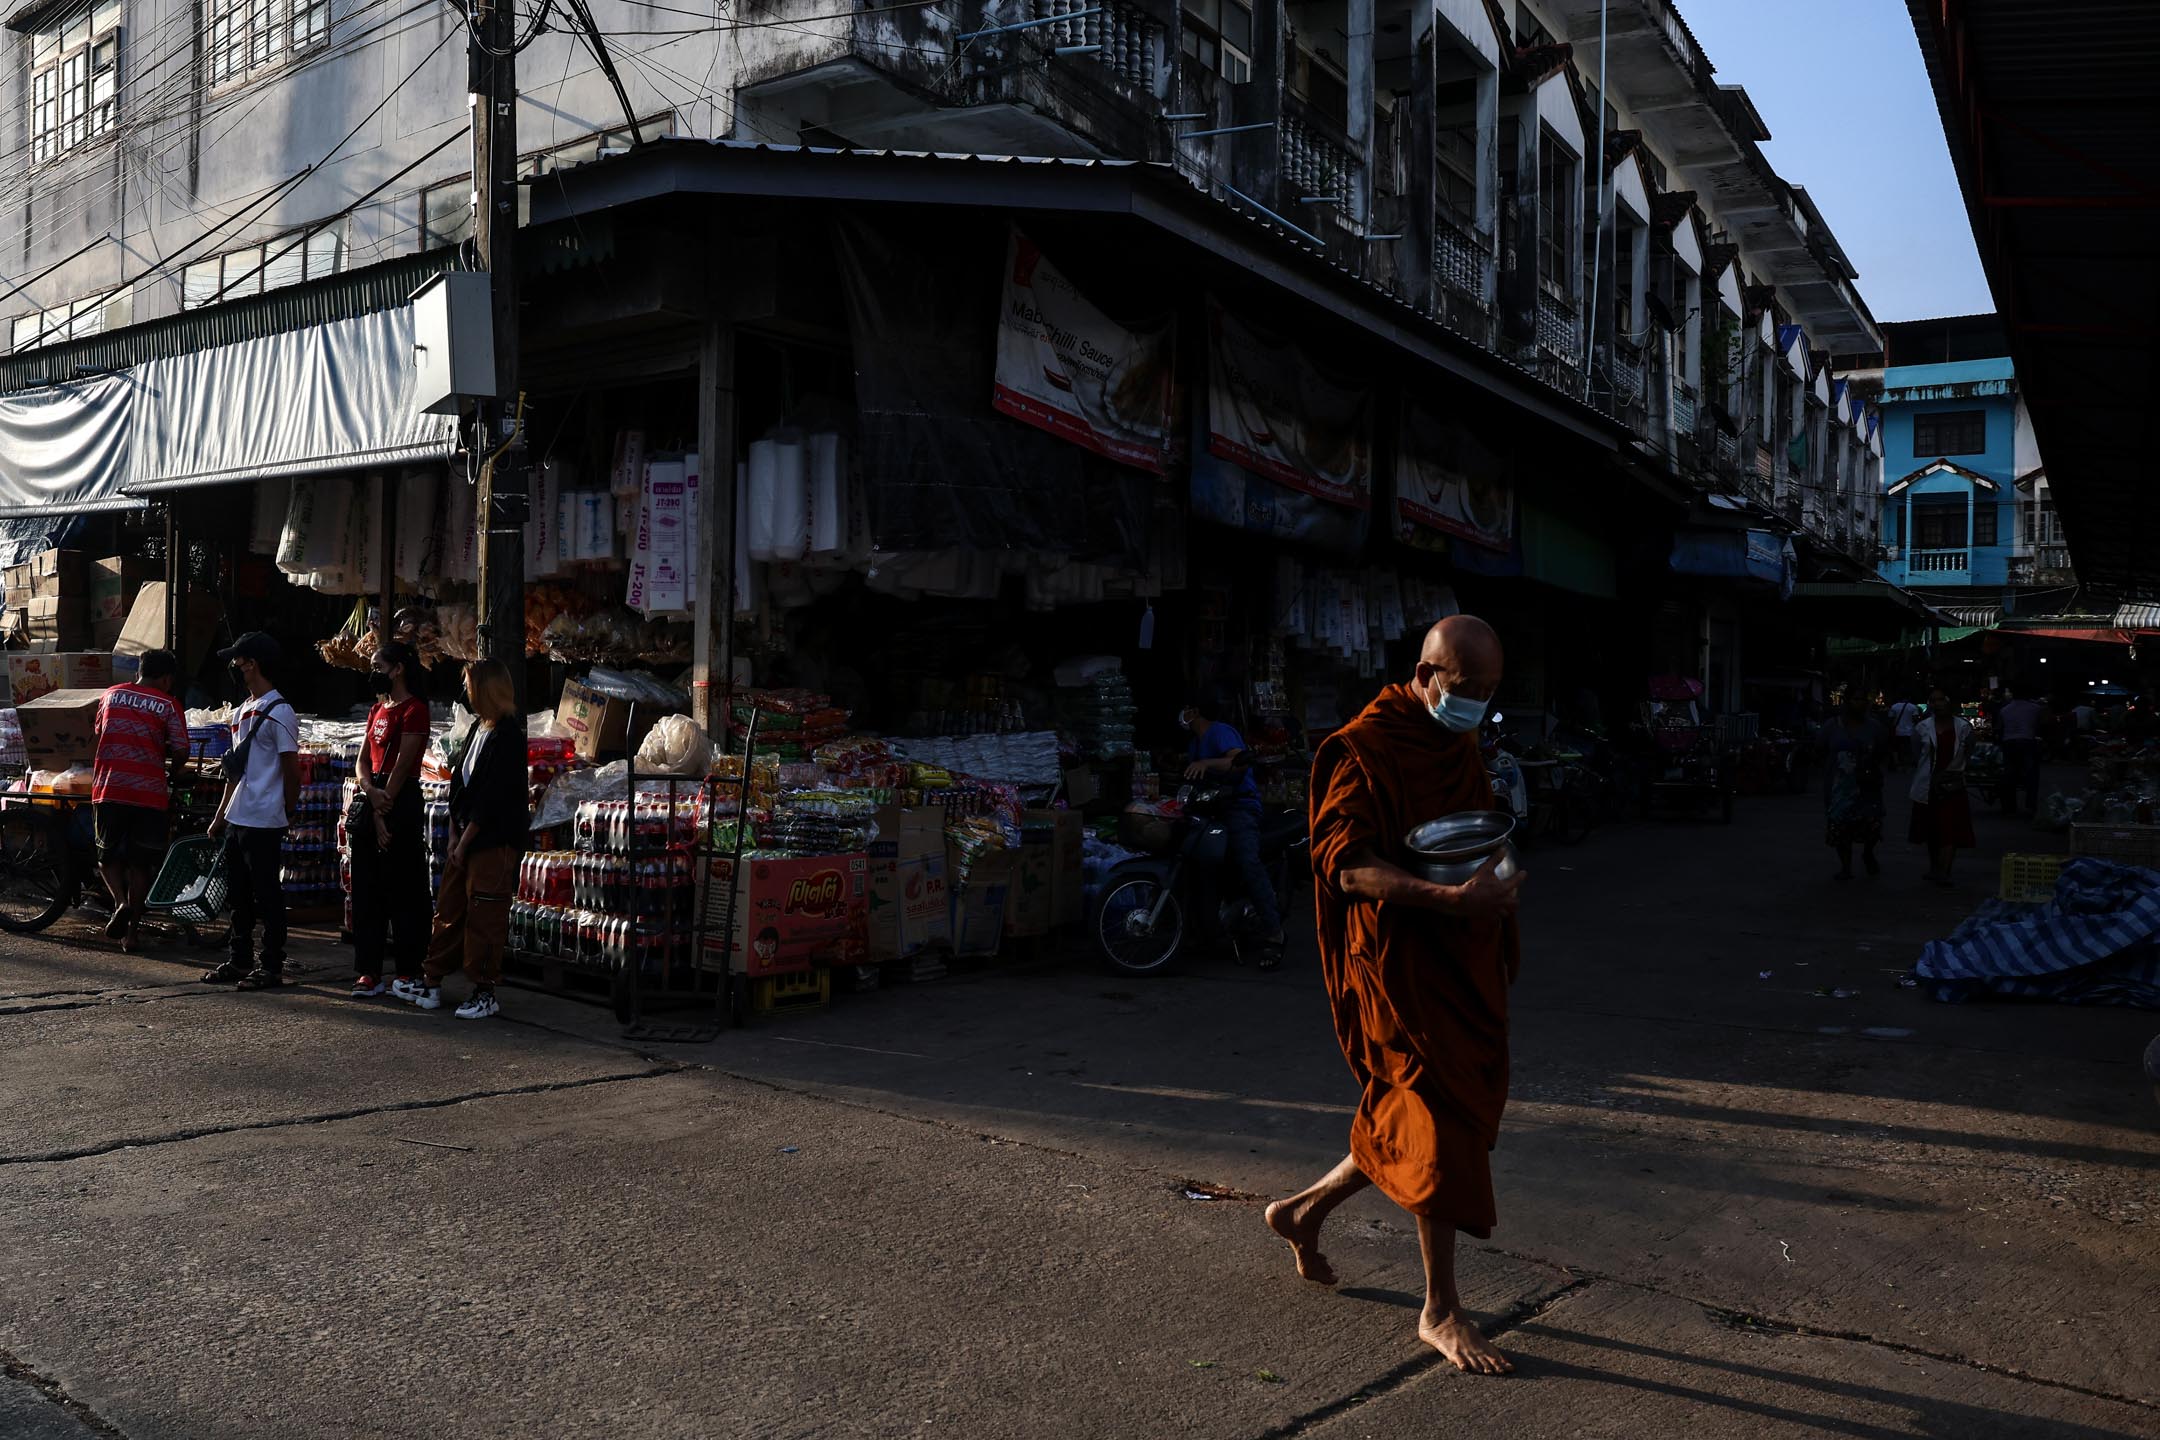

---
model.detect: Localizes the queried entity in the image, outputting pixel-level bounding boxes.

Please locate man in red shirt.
[93,649,190,950]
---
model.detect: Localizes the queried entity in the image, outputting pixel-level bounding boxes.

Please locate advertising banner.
[1206,300,1373,510]
[1395,402,1514,551]
[992,228,1173,473]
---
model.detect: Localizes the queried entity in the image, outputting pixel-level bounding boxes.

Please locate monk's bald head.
[1413,615,1505,709]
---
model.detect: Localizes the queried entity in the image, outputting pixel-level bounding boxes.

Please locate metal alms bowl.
[1404,810,1518,885]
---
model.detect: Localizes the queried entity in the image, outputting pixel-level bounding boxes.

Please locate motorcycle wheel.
[1094,874,1186,977]
[0,807,73,934]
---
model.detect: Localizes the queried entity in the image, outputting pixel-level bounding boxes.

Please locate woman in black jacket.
[401,659,528,1019]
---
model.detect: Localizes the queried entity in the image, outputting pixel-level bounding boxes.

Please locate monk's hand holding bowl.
[1450,854,1523,919]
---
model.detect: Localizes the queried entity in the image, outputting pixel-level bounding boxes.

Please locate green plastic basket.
[145,836,229,924]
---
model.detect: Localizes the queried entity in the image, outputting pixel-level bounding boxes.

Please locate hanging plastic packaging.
[353,474,386,594]
[575,490,615,562]
[276,477,318,573]
[441,474,480,583]
[768,428,808,563]
[682,456,702,607]
[808,431,845,559]
[747,440,779,562]
[610,430,646,502]
[395,468,440,586]
[733,461,757,616]
[525,460,560,578]
[250,478,291,557]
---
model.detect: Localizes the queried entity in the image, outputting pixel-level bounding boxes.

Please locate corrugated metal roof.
[537,137,1632,447]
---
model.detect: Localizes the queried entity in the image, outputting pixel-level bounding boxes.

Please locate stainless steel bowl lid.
[1404,810,1516,860]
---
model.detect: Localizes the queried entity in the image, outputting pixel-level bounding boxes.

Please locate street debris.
[1779,1241,1793,1263]
[1255,1369,1284,1384]
[1757,970,1773,980]
[1814,987,1860,999]
[1189,1361,1215,1370]
[779,1146,800,1155]
[1178,1182,1261,1203]
[393,1137,473,1153]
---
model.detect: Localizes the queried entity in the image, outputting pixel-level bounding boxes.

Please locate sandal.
[234,967,285,990]
[201,959,250,985]
[104,905,133,941]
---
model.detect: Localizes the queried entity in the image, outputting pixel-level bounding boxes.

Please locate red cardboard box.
[700,852,868,977]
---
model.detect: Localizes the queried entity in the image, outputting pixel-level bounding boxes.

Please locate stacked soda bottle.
[282,745,350,906]
[512,793,701,977]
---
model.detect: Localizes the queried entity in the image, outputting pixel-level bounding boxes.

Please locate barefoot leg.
[1414,1215,1512,1375]
[1264,1154,1369,1286]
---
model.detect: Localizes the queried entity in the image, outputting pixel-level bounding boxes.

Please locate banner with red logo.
[991,228,1174,473]
[1206,299,1374,511]
[1395,401,1513,551]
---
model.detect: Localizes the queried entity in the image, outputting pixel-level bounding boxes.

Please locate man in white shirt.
[201,633,301,991]
[1887,696,1921,770]
[1997,686,2046,818]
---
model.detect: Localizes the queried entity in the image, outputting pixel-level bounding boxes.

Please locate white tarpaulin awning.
[0,371,140,518]
[126,304,457,493]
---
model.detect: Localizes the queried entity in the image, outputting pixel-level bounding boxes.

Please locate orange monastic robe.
[1308,683,1518,1236]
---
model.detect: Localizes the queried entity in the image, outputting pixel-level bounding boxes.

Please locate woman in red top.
[349,640,432,995]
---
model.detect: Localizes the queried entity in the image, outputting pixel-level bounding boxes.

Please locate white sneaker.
[399,980,442,1011]
[455,989,500,1020]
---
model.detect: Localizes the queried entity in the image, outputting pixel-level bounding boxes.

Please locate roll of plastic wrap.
[276,478,316,573]
[808,431,845,558]
[769,429,808,563]
[747,440,778,561]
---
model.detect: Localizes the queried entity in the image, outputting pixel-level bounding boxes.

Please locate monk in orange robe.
[1265,616,1524,1374]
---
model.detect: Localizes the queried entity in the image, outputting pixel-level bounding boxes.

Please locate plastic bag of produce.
[251,478,291,557]
[635,714,712,778]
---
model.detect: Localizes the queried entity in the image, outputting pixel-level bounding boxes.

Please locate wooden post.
[162,501,179,658]
[692,317,736,735]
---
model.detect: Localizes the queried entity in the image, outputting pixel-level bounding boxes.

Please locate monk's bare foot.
[1419,1308,1514,1375]
[1263,1199,1338,1286]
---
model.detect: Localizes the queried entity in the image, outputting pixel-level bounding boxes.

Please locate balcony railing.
[1536,290,1578,362]
[1671,386,1696,438]
[1434,213,1489,302]
[1909,549,1969,574]
[1030,0,1163,91]
[1282,100,1356,213]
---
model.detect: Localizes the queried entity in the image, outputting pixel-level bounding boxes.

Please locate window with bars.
[1536,129,1575,295]
[180,227,341,309]
[1180,0,1251,83]
[1912,408,1986,457]
[29,2,120,164]
[207,0,330,87]
[8,290,125,353]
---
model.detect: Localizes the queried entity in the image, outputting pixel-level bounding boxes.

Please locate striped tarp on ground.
[1915,858,2160,1008]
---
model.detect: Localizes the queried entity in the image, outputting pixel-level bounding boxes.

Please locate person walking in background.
[1180,694,1284,969]
[1910,689,1975,888]
[349,640,432,998]
[1996,685,2046,818]
[1887,694,1921,770]
[398,660,527,1020]
[1821,694,1889,881]
[90,649,190,951]
[202,633,300,990]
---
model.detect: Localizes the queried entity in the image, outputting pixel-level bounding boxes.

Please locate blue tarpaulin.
[1915,858,2160,1008]
[1668,529,1793,597]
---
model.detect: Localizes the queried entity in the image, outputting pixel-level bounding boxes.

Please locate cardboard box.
[867,805,951,961]
[88,556,156,622]
[1005,816,1056,938]
[113,582,224,663]
[3,561,30,597]
[90,617,125,650]
[30,549,83,598]
[699,852,868,976]
[24,594,86,647]
[555,676,667,762]
[17,687,103,768]
[1049,809,1085,928]
[947,842,1015,957]
[6,651,110,706]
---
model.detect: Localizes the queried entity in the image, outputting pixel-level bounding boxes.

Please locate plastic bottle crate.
[751,968,830,1018]
[1998,853,2065,904]
[2068,823,2160,870]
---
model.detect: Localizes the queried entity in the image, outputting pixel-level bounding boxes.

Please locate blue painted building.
[1875,318,2067,621]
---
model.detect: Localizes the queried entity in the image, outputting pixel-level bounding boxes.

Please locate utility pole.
[472,0,528,697]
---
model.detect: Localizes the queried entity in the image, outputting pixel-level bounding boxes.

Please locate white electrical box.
[410,271,497,416]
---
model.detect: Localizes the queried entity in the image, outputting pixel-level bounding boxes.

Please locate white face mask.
[1427,688,1489,733]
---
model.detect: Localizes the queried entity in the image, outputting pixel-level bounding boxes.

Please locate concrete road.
[0,780,2153,1438]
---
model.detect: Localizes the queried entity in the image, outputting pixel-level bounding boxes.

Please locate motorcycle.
[1091,785,1308,977]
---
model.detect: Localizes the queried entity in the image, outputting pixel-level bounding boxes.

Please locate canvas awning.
[0,302,458,516]
[0,371,141,518]
[125,304,457,493]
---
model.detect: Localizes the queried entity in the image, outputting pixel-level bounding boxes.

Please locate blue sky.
[1673,0,1994,325]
